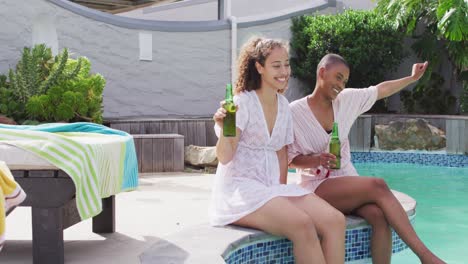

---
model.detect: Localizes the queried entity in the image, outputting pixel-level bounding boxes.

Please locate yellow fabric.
[0,161,21,249]
[0,182,4,244]
[0,161,17,196]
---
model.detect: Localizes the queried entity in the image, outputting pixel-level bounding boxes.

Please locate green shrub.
[26,56,104,123]
[290,10,406,112]
[0,44,104,124]
[400,72,456,114]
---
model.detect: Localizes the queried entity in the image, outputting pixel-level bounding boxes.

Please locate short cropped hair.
[316,53,349,76]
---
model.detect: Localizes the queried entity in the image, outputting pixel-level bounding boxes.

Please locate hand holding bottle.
[222,84,236,137]
[213,101,238,127]
[329,122,341,169]
[213,83,238,137]
[213,100,228,127]
[317,153,337,169]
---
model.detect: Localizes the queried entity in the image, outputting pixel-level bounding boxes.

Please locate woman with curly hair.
[210,37,346,264]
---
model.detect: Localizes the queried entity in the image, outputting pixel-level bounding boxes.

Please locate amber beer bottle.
[329,122,341,169]
[223,84,236,137]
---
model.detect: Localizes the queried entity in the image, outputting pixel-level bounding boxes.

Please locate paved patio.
[0,171,417,264]
[0,172,217,264]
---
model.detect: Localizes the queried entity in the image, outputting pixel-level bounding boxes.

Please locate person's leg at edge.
[314,176,445,264]
[287,194,346,264]
[233,196,326,264]
[354,204,392,264]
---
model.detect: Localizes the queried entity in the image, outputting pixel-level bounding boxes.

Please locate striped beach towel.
[0,122,138,220]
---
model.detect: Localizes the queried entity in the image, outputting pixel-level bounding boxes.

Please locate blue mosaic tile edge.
[224,217,415,264]
[351,152,468,168]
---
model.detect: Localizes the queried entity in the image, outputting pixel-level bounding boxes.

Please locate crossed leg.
[315,176,445,264]
[234,193,345,264]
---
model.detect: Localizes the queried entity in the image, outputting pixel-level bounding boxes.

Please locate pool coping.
[221,190,416,258]
[139,190,416,264]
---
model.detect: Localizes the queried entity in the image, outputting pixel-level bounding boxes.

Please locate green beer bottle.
[223,84,236,137]
[329,122,341,169]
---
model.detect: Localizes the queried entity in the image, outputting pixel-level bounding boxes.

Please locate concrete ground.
[0,172,416,264]
[0,172,217,264]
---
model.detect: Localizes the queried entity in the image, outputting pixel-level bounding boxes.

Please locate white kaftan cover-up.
[210,90,311,226]
[288,86,378,192]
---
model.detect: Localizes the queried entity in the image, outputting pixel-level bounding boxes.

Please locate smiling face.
[255,47,290,92]
[319,62,349,100]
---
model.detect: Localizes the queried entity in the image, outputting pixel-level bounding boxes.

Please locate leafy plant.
[375,0,467,113]
[400,72,456,114]
[8,44,53,104]
[6,44,82,104]
[0,76,23,121]
[375,0,467,42]
[290,10,406,112]
[460,72,468,114]
[0,75,6,87]
[0,44,104,123]
[26,57,104,123]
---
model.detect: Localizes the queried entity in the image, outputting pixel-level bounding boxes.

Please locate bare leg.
[234,196,326,264]
[287,194,346,264]
[354,204,392,264]
[315,176,445,264]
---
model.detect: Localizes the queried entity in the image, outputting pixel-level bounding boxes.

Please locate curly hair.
[234,37,289,95]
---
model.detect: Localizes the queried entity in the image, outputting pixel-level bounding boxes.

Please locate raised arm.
[376,61,428,100]
[213,102,241,164]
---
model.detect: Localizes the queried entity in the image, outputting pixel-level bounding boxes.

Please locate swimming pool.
[354,153,468,264]
[223,152,466,264]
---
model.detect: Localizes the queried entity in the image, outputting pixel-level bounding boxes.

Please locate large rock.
[375,119,446,150]
[0,115,16,125]
[184,145,218,167]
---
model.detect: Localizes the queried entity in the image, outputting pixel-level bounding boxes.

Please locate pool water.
[355,163,468,264]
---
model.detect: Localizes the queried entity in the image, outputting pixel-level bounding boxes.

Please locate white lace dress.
[210,90,311,226]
